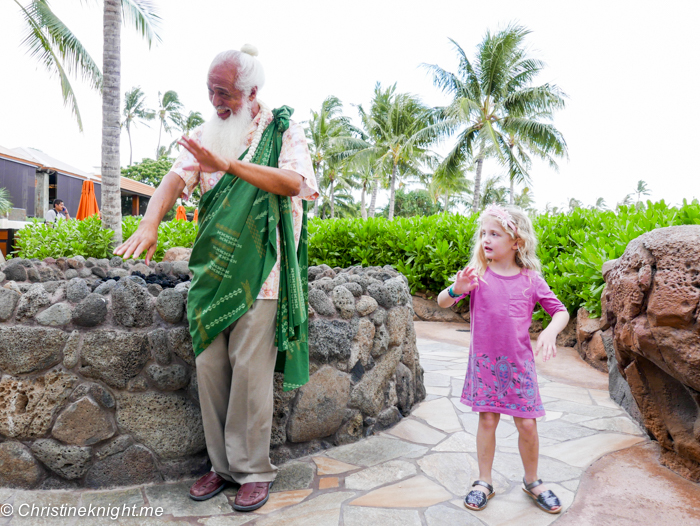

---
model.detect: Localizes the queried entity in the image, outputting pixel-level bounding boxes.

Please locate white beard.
[200,99,254,161]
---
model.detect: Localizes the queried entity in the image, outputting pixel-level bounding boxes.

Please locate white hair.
[209,44,265,95]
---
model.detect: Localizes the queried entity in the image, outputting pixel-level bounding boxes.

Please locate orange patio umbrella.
[175,205,188,221]
[75,180,100,220]
[192,208,198,223]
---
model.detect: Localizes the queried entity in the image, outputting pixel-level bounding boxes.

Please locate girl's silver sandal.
[522,478,561,514]
[464,480,495,511]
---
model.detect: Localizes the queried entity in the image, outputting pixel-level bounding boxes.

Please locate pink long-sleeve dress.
[460,267,567,418]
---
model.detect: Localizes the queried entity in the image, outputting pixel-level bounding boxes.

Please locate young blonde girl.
[437,205,570,514]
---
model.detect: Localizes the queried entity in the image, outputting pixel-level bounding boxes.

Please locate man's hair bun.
[240,44,259,57]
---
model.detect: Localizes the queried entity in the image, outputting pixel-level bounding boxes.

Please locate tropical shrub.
[14,216,198,262]
[309,200,700,319]
[308,214,478,295]
[13,216,115,259]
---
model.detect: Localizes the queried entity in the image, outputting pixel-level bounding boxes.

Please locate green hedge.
[11,200,700,319]
[308,200,700,319]
[13,215,198,263]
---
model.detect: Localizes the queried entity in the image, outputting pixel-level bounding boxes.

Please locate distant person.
[437,205,570,515]
[45,199,70,223]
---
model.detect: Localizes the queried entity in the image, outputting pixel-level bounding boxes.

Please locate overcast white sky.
[1,0,698,211]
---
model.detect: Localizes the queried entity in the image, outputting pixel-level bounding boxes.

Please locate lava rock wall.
[0,257,424,488]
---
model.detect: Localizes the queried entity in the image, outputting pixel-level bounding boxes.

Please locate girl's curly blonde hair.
[468,205,541,278]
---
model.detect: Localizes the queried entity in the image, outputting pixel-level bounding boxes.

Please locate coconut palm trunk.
[508,143,515,205]
[471,146,485,214]
[361,182,367,220]
[101,0,122,244]
[444,188,449,213]
[509,178,515,205]
[369,177,378,218]
[127,126,134,166]
[329,178,335,219]
[388,162,398,220]
[313,164,321,216]
[156,122,163,159]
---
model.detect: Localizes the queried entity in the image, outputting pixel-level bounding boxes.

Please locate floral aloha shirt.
[171,108,319,300]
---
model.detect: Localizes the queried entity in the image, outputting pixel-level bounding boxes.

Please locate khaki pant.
[195,299,278,485]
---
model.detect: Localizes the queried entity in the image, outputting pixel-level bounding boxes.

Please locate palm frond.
[17,0,103,91]
[121,0,162,47]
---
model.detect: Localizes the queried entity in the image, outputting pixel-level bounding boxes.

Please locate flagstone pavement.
[2,321,699,526]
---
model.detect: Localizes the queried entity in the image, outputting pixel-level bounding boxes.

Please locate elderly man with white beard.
[115,45,318,511]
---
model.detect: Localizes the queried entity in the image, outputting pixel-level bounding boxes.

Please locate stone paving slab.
[411,397,462,432]
[145,482,232,517]
[349,476,452,508]
[325,436,427,467]
[254,490,312,515]
[344,460,416,491]
[311,457,358,475]
[3,320,692,526]
[343,506,422,526]
[540,433,646,468]
[387,418,446,444]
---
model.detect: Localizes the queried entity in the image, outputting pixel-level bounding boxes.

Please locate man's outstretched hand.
[178,135,230,174]
[113,222,159,264]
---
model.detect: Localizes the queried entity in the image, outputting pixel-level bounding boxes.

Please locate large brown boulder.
[604,225,700,481]
[576,308,607,372]
[411,295,465,323]
[162,247,192,262]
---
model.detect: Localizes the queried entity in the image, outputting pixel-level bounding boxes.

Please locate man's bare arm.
[178,135,302,196]
[228,161,301,196]
[113,171,186,263]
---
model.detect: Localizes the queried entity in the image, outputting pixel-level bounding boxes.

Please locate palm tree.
[101,0,161,244]
[12,0,103,131]
[428,161,472,213]
[347,159,376,220]
[122,86,155,165]
[323,156,361,219]
[634,180,651,204]
[357,84,437,220]
[424,25,568,212]
[316,187,358,219]
[616,194,634,210]
[544,202,560,215]
[503,121,567,204]
[594,197,608,210]
[567,197,583,211]
[480,176,509,207]
[0,188,13,217]
[513,187,536,212]
[179,110,205,135]
[155,90,183,159]
[306,96,364,216]
[166,110,205,153]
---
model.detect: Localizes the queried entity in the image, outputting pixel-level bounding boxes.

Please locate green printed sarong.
[187,106,309,391]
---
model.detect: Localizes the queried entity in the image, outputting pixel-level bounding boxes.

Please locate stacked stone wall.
[0,256,424,488]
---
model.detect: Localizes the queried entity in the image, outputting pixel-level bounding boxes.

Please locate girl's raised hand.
[453,266,479,295]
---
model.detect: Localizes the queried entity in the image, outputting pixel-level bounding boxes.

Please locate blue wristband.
[447,286,459,298]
